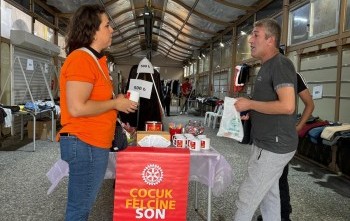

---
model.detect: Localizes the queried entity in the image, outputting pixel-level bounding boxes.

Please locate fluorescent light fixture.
[294,16,307,23]
[219,42,224,47]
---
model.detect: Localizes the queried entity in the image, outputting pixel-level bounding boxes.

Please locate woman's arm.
[66,81,137,117]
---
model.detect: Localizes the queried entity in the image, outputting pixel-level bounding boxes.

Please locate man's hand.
[296,123,303,132]
[234,97,251,112]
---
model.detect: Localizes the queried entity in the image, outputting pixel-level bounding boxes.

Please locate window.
[236,16,253,62]
[192,61,197,76]
[289,3,310,45]
[275,14,282,28]
[58,33,66,58]
[221,31,232,68]
[34,19,54,43]
[204,54,210,72]
[221,42,232,68]
[189,63,194,76]
[289,0,340,45]
[236,34,252,62]
[1,0,32,38]
[184,66,189,77]
[198,57,204,73]
[309,0,339,39]
[58,18,69,33]
[256,0,283,20]
[212,47,221,70]
[13,0,30,10]
[237,16,254,38]
[197,75,209,96]
[213,72,229,99]
[34,3,54,24]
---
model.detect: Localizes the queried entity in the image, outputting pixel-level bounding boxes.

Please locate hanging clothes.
[0,107,7,125]
[171,80,179,96]
[237,63,250,85]
[119,65,163,131]
[233,64,250,93]
[164,83,171,116]
[2,108,12,128]
[233,66,244,92]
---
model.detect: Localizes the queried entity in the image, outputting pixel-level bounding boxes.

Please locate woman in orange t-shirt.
[58,5,138,220]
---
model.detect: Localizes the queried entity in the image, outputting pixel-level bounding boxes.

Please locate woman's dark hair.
[65,4,105,55]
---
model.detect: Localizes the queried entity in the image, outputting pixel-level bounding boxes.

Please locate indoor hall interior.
[1,0,350,220]
[0,110,350,220]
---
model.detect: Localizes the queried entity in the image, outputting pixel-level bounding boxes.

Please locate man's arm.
[296,89,314,132]
[235,86,295,115]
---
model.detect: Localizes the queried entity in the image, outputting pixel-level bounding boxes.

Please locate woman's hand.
[115,94,138,114]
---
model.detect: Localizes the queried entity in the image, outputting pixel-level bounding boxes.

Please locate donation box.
[113,147,190,221]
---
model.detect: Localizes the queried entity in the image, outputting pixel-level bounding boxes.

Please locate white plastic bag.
[217,97,244,142]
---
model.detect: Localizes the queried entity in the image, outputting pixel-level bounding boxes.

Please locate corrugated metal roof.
[44,0,266,64]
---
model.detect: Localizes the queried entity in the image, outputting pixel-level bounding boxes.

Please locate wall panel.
[300,52,338,121]
[339,50,350,122]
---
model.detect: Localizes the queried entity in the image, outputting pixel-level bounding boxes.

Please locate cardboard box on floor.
[0,125,11,138]
[136,131,170,143]
[27,118,54,140]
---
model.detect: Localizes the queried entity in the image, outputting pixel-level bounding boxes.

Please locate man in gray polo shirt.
[234,18,297,221]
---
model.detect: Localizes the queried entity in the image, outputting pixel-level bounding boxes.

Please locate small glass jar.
[185,120,204,136]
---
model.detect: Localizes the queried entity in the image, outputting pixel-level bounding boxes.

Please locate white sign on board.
[26,59,34,71]
[137,58,154,74]
[312,85,323,99]
[129,79,153,99]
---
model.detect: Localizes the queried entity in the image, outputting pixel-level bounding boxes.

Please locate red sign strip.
[114,147,190,221]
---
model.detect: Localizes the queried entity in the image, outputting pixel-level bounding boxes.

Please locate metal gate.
[11,46,57,135]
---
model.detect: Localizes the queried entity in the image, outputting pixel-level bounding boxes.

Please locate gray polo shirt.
[251,53,298,154]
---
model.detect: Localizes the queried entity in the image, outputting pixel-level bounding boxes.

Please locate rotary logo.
[142,164,163,185]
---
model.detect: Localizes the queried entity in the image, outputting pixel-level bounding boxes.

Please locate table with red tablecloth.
[47,147,233,221]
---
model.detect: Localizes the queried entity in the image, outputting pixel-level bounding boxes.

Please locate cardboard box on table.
[136,131,170,143]
[27,119,53,140]
[113,147,190,221]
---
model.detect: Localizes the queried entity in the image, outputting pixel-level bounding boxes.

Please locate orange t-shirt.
[57,50,117,148]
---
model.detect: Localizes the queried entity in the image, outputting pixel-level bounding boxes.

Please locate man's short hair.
[254,18,281,48]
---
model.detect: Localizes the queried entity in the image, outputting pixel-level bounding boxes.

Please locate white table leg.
[32,114,36,152]
[20,114,24,140]
[207,155,214,221]
[207,187,212,221]
[51,110,55,141]
[194,182,212,221]
[194,182,198,211]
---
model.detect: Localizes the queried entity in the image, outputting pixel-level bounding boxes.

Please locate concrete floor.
[0,107,350,221]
